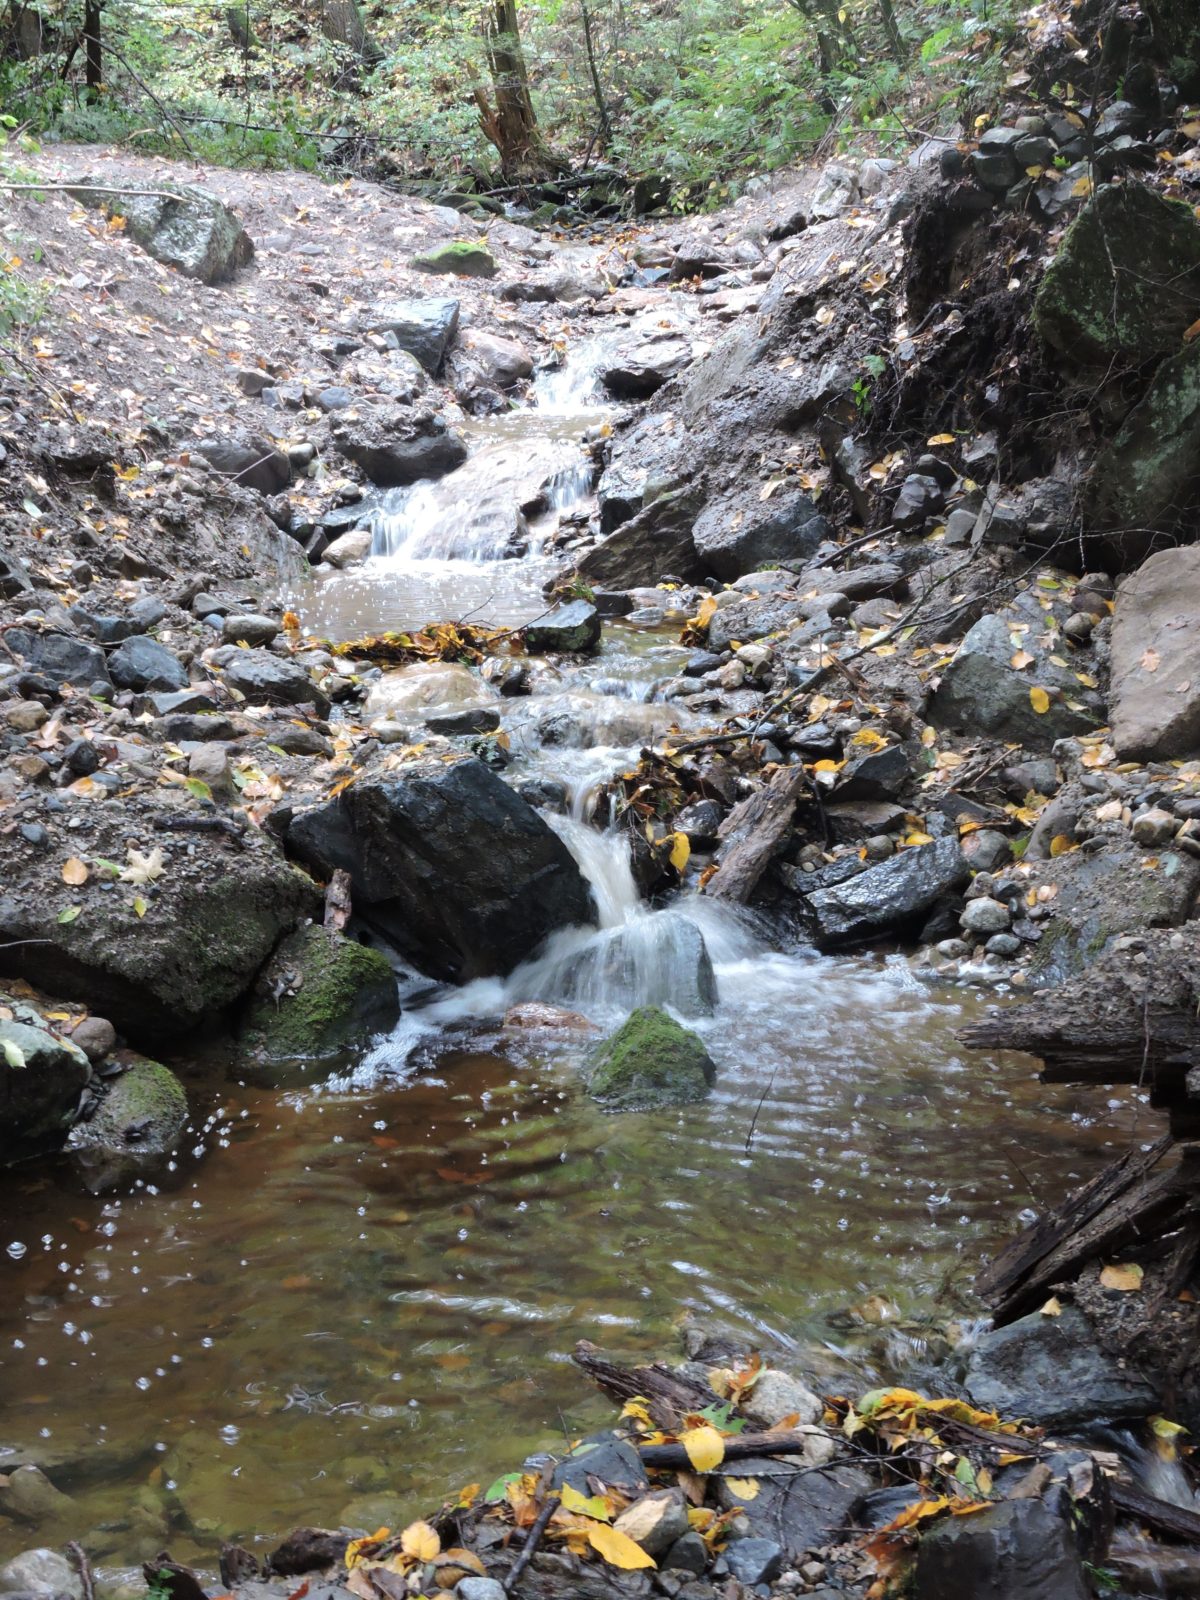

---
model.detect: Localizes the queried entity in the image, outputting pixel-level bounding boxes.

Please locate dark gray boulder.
[221,649,331,714]
[717,1458,870,1559]
[332,407,468,486]
[965,1306,1159,1427]
[601,336,693,399]
[915,1498,1089,1600]
[285,757,595,982]
[576,488,706,589]
[0,1014,90,1164]
[523,601,602,654]
[107,635,188,693]
[799,836,968,949]
[708,593,807,653]
[693,489,829,583]
[66,181,253,284]
[370,297,460,374]
[928,613,1100,750]
[193,436,292,495]
[7,626,108,690]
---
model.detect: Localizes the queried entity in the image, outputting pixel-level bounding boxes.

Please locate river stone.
[548,912,717,1018]
[695,488,828,584]
[613,1489,690,1556]
[0,1465,75,1527]
[965,1306,1159,1427]
[321,530,372,569]
[524,600,602,654]
[222,649,330,715]
[286,757,595,982]
[460,329,533,388]
[1034,183,1200,366]
[914,1497,1089,1600]
[1111,546,1200,759]
[927,613,1098,749]
[369,298,460,374]
[0,1017,90,1164]
[456,1583,506,1600]
[221,613,280,646]
[739,1368,823,1428]
[412,241,496,278]
[69,1014,116,1063]
[601,335,693,399]
[587,1005,716,1110]
[723,1539,783,1587]
[799,836,968,950]
[6,626,109,690]
[65,181,253,283]
[0,1549,82,1598]
[708,594,805,653]
[332,406,468,487]
[108,635,188,693]
[576,488,707,589]
[549,1434,649,1497]
[239,925,398,1081]
[364,662,496,722]
[716,1459,870,1559]
[67,1055,187,1194]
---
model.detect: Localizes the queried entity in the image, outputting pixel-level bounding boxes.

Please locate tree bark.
[320,0,383,65]
[580,0,611,150]
[83,0,102,96]
[473,0,558,176]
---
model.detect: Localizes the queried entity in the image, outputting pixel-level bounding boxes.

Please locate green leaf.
[22,498,43,518]
[92,857,123,877]
[484,1472,521,1503]
[57,905,81,924]
[184,778,212,800]
[695,1401,745,1434]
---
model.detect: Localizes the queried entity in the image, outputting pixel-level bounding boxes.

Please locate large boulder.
[799,836,968,949]
[540,912,718,1018]
[575,488,706,589]
[331,406,468,486]
[369,297,460,375]
[1034,183,1200,366]
[0,807,320,1044]
[66,182,253,284]
[6,625,108,690]
[586,1005,716,1109]
[238,924,398,1082]
[0,1011,90,1164]
[693,488,830,583]
[915,1498,1090,1600]
[67,1055,188,1193]
[285,757,595,982]
[1110,545,1200,759]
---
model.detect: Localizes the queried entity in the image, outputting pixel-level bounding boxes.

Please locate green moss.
[411,240,497,279]
[91,1058,187,1143]
[587,1005,716,1111]
[242,925,398,1065]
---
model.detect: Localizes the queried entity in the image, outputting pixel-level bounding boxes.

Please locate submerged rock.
[286,757,595,982]
[67,1055,188,1193]
[364,661,496,724]
[587,1005,716,1109]
[550,913,718,1018]
[0,1013,90,1164]
[239,925,398,1081]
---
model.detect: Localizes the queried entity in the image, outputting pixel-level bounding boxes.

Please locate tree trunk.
[580,0,611,150]
[877,0,905,60]
[320,0,383,64]
[474,0,554,176]
[83,0,102,97]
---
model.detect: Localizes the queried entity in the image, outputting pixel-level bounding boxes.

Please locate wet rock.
[460,329,533,388]
[332,407,468,487]
[69,1014,116,1063]
[320,529,372,570]
[739,1368,823,1428]
[412,241,496,278]
[831,744,910,803]
[602,336,693,399]
[193,436,292,495]
[239,925,398,1081]
[576,489,707,590]
[965,1305,1159,1427]
[0,1465,76,1526]
[722,1539,782,1587]
[364,662,496,723]
[613,1489,689,1556]
[6,626,108,691]
[370,298,460,374]
[108,635,188,693]
[524,601,602,655]
[222,649,330,715]
[549,1434,649,1497]
[799,837,968,950]
[928,613,1098,749]
[915,1497,1089,1600]
[587,1005,716,1110]
[286,757,594,982]
[550,912,717,1018]
[716,1459,869,1559]
[425,706,501,736]
[65,181,253,283]
[675,799,723,848]
[693,489,828,583]
[1132,806,1177,846]
[0,1016,91,1164]
[1034,183,1200,365]
[663,1534,708,1575]
[221,613,280,647]
[891,474,944,532]
[68,1056,188,1193]
[961,896,1010,936]
[0,1548,82,1598]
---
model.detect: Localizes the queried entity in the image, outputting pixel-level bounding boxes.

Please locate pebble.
[456,1580,506,1600]
[5,701,48,732]
[960,896,1011,936]
[62,738,99,777]
[1131,807,1176,847]
[723,1538,783,1586]
[70,1016,117,1063]
[936,938,970,959]
[187,745,232,793]
[19,822,49,848]
[985,933,1021,958]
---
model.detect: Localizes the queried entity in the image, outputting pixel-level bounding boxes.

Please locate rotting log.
[572,1340,728,1431]
[703,766,807,904]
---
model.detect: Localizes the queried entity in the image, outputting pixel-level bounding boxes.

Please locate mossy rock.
[68,1055,188,1193]
[1033,183,1200,366]
[239,924,398,1083]
[0,1012,90,1164]
[411,240,497,279]
[587,1005,716,1111]
[1086,336,1200,538]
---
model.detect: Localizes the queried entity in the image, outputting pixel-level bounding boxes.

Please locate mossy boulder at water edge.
[239,924,399,1083]
[587,1006,716,1111]
[411,241,497,279]
[0,1012,91,1164]
[68,1055,188,1194]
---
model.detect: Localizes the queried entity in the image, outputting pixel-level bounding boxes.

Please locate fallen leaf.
[1100,1262,1143,1292]
[133,896,148,918]
[1049,834,1077,857]
[1010,650,1035,670]
[680,1425,725,1473]
[669,832,690,874]
[57,905,82,925]
[561,1484,610,1521]
[61,857,89,886]
[400,1521,440,1562]
[345,1529,390,1569]
[2,1038,26,1069]
[120,846,166,886]
[724,1477,760,1500]
[1029,686,1051,714]
[1142,648,1161,672]
[586,1523,656,1570]
[1039,1296,1063,1317]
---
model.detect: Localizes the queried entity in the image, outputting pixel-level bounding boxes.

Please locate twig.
[503,1493,557,1594]
[0,183,190,200]
[744,1065,778,1154]
[66,1543,95,1600]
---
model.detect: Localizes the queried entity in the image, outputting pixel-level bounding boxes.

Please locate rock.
[663,1533,708,1575]
[0,1017,91,1164]
[332,407,468,487]
[412,241,496,278]
[914,1498,1089,1600]
[576,489,707,590]
[587,1005,716,1110]
[831,744,910,803]
[547,912,718,1018]
[524,601,602,654]
[239,925,398,1081]
[675,799,723,848]
[65,181,253,283]
[707,594,806,653]
[800,837,968,950]
[1087,337,1200,550]
[549,1434,649,1498]
[613,1490,689,1557]
[108,635,188,693]
[67,1056,188,1193]
[267,724,333,757]
[1132,806,1177,846]
[186,744,232,796]
[460,329,533,388]
[69,1015,116,1063]
[1034,183,1200,365]
[370,298,460,374]
[961,896,1011,936]
[723,1540,783,1587]
[425,706,500,736]
[5,700,49,731]
[6,626,108,690]
[286,757,594,982]
[601,336,693,398]
[364,662,496,723]
[739,1369,823,1428]
[221,613,280,647]
[222,649,330,715]
[809,161,859,220]
[0,1549,82,1597]
[193,436,292,495]
[456,1582,506,1600]
[928,613,1099,749]
[892,474,944,531]
[320,529,372,569]
[1110,546,1200,760]
[693,489,829,583]
[965,1305,1159,1427]
[0,1465,75,1526]
[716,1460,870,1559]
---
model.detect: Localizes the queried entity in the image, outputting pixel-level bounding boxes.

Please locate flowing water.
[0,329,1154,1576]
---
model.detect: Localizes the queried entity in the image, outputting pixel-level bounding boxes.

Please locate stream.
[0,330,1145,1575]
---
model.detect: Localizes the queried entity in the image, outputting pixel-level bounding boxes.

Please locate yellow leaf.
[849,728,887,750]
[1071,176,1093,198]
[1040,1296,1063,1317]
[1151,1415,1187,1440]
[1049,834,1077,857]
[133,896,148,918]
[61,857,89,886]
[561,1484,610,1521]
[587,1523,656,1570]
[1100,1263,1143,1292]
[921,726,937,748]
[1029,686,1051,714]
[902,832,934,846]
[926,433,955,446]
[724,1477,760,1500]
[669,832,690,873]
[345,1529,390,1568]
[680,1425,725,1473]
[1010,650,1035,670]
[400,1520,441,1562]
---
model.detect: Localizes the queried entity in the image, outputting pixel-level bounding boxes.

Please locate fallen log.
[703,766,806,904]
[637,1431,820,1468]
[572,1340,727,1430]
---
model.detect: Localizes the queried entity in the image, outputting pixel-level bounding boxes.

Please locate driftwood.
[703,766,806,903]
[572,1340,726,1430]
[638,1431,817,1468]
